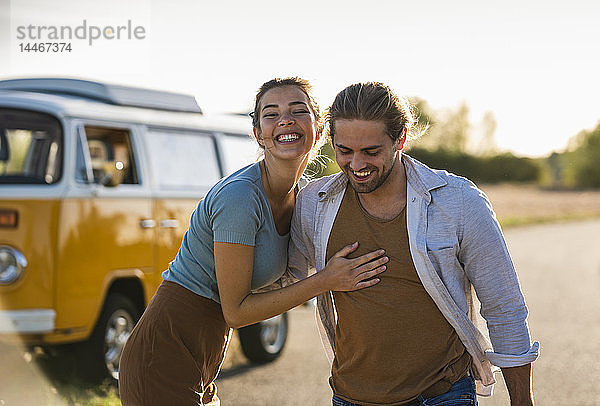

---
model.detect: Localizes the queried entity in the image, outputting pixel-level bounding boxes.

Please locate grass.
[53,382,120,406]
[0,343,122,406]
[499,212,600,228]
[480,183,600,228]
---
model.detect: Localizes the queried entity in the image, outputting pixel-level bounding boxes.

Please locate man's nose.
[349,154,366,171]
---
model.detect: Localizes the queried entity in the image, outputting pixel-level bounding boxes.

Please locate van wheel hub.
[104,309,134,379]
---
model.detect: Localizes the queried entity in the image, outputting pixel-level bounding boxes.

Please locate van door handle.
[160,219,179,229]
[139,219,156,229]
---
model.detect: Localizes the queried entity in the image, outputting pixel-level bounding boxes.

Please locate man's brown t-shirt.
[326,185,471,405]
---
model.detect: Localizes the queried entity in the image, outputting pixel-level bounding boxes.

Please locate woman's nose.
[278,112,295,126]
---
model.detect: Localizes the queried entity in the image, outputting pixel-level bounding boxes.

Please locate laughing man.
[288,82,539,406]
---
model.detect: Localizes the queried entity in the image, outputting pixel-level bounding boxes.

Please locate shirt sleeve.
[458,180,539,368]
[210,180,263,246]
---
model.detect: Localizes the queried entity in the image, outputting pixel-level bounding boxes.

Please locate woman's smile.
[275,132,303,143]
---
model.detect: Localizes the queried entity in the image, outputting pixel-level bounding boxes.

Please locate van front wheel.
[77,293,140,382]
[238,313,288,363]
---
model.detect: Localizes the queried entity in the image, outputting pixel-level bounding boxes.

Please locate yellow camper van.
[0,78,289,381]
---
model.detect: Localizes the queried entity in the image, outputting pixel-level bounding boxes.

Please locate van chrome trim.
[0,309,56,333]
[139,219,156,229]
[77,124,94,183]
[0,245,28,285]
[159,219,178,228]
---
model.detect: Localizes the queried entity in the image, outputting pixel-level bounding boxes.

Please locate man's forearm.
[501,363,534,405]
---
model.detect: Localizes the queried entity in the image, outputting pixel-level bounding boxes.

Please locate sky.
[1,0,599,157]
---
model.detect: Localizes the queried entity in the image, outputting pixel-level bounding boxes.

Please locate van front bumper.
[0,309,55,333]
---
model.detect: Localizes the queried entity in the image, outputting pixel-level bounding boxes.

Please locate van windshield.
[0,108,63,184]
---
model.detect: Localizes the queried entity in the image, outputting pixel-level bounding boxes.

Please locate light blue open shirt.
[287,154,539,396]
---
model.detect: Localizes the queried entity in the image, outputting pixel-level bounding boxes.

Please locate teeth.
[277,133,300,142]
[353,170,371,177]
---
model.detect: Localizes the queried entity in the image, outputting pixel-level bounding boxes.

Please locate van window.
[146,129,220,189]
[0,108,63,184]
[221,133,259,175]
[76,126,139,185]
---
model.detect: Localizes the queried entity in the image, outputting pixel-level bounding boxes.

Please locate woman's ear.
[253,127,265,147]
[315,120,324,142]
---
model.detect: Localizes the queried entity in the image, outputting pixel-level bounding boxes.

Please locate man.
[288,82,539,405]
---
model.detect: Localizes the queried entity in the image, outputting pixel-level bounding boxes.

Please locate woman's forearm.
[225,271,327,328]
[215,242,386,329]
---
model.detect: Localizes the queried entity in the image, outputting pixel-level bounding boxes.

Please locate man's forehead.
[334,119,390,146]
[335,119,386,133]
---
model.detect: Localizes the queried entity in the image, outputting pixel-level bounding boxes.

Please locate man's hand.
[501,363,534,405]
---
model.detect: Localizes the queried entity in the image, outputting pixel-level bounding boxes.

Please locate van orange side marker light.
[0,209,18,228]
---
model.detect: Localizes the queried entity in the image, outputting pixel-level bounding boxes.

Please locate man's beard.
[346,158,396,194]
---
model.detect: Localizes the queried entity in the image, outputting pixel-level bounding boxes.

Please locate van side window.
[220,133,259,176]
[76,126,139,186]
[146,129,220,189]
[0,108,63,184]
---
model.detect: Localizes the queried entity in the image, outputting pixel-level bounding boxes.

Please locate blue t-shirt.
[162,162,290,303]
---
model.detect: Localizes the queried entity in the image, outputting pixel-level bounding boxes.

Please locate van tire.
[238,313,288,364]
[76,293,141,382]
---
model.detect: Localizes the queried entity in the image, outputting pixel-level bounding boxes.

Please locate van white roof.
[0,79,253,135]
[0,78,202,113]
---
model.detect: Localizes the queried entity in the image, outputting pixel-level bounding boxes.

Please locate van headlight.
[0,246,27,285]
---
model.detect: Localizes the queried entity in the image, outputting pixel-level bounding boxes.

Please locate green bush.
[568,122,600,188]
[307,143,541,184]
[406,147,541,184]
[544,121,600,190]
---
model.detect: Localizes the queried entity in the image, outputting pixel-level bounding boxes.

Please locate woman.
[118,77,388,405]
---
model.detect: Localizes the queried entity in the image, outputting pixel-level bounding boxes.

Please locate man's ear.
[253,127,265,147]
[397,127,408,151]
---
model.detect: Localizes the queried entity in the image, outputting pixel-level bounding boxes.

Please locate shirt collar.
[317,172,347,200]
[402,154,447,203]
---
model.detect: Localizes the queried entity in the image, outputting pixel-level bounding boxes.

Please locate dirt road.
[216,219,600,405]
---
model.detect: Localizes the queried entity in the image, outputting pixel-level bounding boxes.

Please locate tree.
[564,121,600,188]
[474,111,498,156]
[412,102,470,153]
[442,102,470,153]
